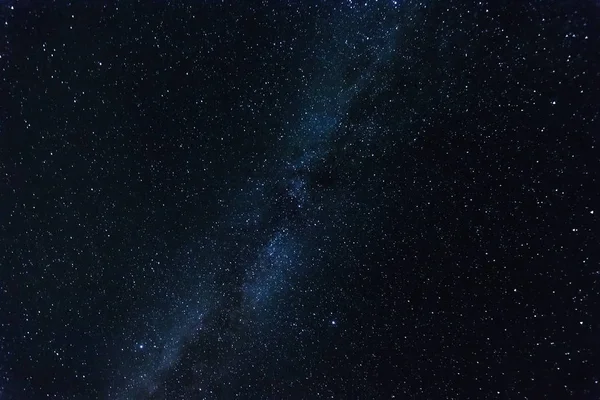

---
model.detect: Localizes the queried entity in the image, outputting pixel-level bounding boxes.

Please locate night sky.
[1,1,600,399]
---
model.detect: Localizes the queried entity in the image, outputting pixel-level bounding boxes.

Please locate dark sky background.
[1,1,599,399]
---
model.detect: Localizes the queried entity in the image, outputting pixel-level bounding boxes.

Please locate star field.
[1,1,599,399]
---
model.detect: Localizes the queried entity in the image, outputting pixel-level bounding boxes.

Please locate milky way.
[108,5,406,398]
[1,1,600,399]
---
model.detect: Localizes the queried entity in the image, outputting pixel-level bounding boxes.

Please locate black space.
[1,1,599,399]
